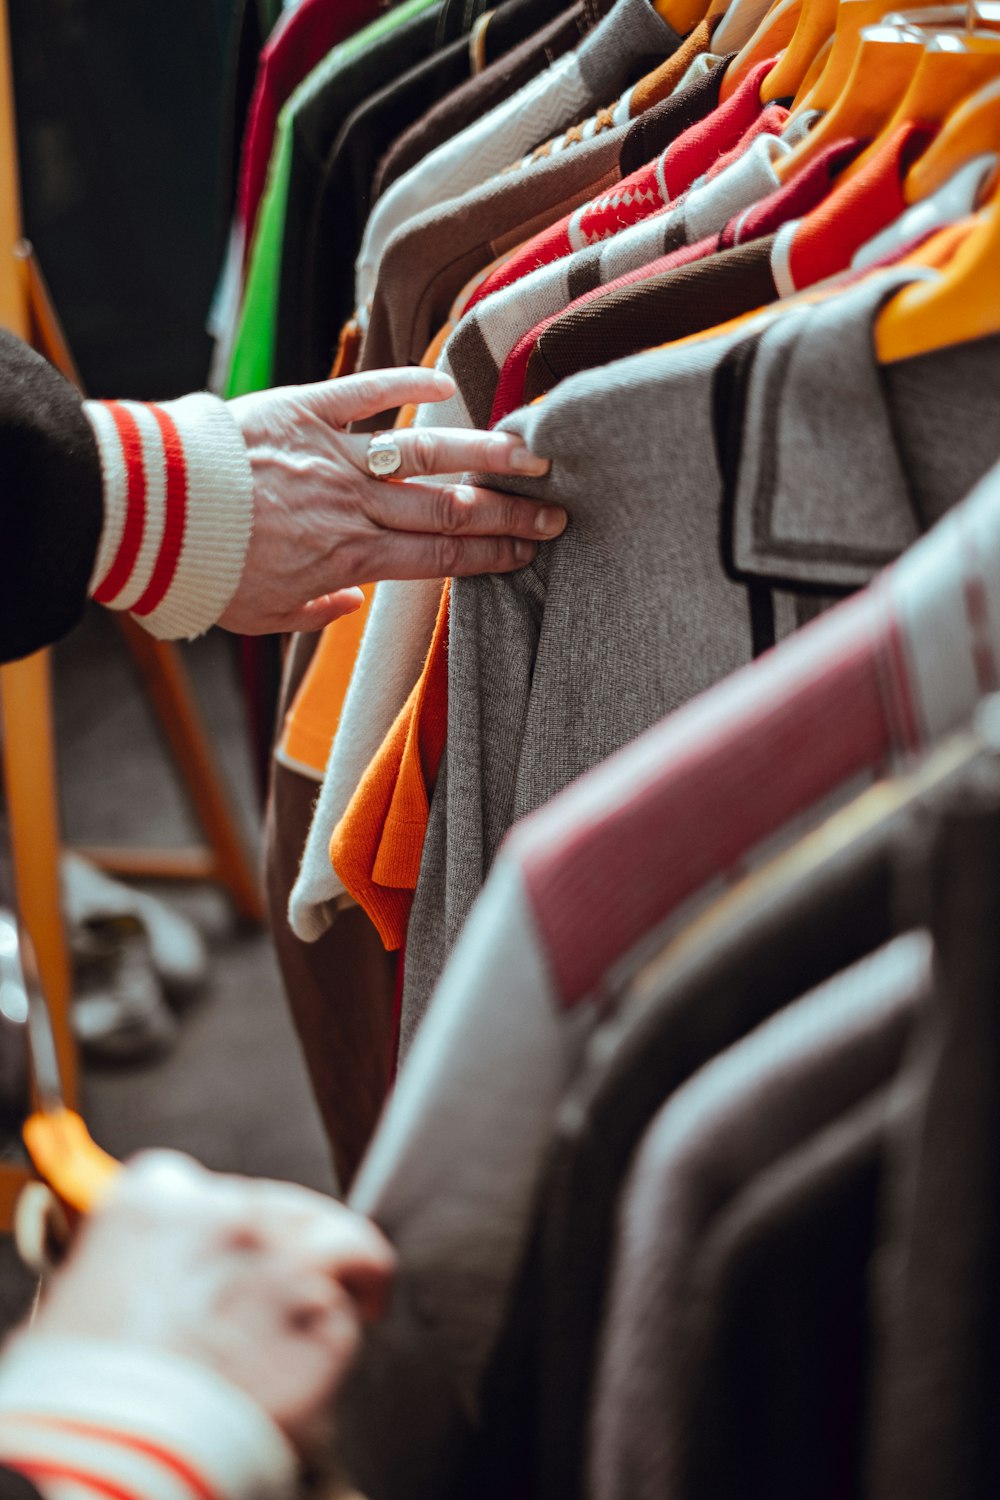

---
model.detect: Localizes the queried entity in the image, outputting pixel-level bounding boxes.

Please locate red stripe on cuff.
[92,403,147,606]
[7,1416,216,1500]
[131,407,189,618]
[11,1460,147,1500]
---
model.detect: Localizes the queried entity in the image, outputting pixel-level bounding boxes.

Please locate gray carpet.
[0,607,334,1329]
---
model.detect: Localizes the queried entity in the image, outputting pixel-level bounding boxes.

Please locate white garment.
[288,575,444,940]
[681,127,792,241]
[671,47,725,93]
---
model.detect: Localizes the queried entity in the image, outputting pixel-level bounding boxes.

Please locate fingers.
[354,530,543,580]
[367,478,566,543]
[291,367,458,427]
[350,426,551,482]
[218,588,365,637]
[246,1182,398,1323]
[277,589,367,634]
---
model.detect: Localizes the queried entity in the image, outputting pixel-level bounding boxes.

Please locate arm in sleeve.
[0,1337,297,1500]
[0,330,103,664]
[0,330,254,665]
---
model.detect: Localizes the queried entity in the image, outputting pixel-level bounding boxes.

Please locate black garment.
[300,0,579,380]
[272,0,483,385]
[466,741,981,1500]
[687,1093,887,1500]
[219,0,267,230]
[372,0,599,201]
[271,0,448,385]
[0,1468,45,1500]
[0,330,101,664]
[869,763,1000,1500]
[300,38,481,382]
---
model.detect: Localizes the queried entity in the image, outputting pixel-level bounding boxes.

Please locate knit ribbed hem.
[0,1337,296,1500]
[83,393,254,640]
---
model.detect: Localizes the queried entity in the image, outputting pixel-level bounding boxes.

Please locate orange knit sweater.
[330,580,450,949]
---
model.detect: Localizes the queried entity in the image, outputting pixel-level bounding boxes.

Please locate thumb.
[291,367,456,429]
[281,589,366,633]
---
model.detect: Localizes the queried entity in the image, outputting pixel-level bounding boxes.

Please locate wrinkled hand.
[27,1151,395,1453]
[223,368,560,634]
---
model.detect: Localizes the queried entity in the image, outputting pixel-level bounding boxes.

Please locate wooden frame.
[0,0,263,1226]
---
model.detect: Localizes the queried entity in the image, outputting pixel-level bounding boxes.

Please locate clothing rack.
[0,0,263,1228]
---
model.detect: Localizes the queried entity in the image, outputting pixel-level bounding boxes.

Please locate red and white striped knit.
[83,394,254,641]
[0,1338,295,1500]
[465,58,779,312]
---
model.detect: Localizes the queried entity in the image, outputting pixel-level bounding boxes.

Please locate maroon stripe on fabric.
[131,407,189,618]
[520,601,890,1009]
[92,404,146,605]
[880,587,923,756]
[956,512,1000,696]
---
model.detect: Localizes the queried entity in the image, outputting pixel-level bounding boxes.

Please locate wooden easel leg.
[110,617,265,925]
[0,651,77,1109]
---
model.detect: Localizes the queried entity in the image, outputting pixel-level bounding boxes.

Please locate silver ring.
[367,431,402,478]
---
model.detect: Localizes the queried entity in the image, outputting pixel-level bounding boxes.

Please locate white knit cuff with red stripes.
[0,1336,296,1500]
[83,394,254,640]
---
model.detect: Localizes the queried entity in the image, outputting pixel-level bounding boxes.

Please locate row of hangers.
[642,0,1000,362]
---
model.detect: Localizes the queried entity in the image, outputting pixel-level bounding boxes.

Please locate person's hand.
[223,368,561,634]
[26,1151,395,1453]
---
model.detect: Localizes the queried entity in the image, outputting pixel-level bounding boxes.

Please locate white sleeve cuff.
[83,393,254,641]
[0,1335,296,1500]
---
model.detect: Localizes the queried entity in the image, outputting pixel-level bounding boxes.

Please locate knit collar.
[727,265,933,595]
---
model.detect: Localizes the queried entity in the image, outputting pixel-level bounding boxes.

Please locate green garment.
[227,0,439,396]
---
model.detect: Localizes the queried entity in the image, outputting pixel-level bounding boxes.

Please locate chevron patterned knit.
[466,57,778,310]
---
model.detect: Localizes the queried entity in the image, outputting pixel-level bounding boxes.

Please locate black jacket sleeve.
[0,329,103,664]
[0,1468,44,1500]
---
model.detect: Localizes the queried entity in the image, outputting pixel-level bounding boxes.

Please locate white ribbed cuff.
[83,393,254,641]
[0,1336,296,1500]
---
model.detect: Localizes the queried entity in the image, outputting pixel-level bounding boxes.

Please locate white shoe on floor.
[71,917,178,1063]
[61,852,209,1005]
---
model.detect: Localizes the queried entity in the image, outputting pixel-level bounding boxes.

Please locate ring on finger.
[366,431,403,478]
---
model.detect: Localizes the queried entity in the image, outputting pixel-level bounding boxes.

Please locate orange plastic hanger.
[795,33,835,97]
[792,0,918,110]
[772,24,925,180]
[875,173,1000,360]
[904,71,1000,198]
[653,0,713,38]
[838,30,1000,180]
[720,0,805,97]
[760,0,839,99]
[886,0,1000,24]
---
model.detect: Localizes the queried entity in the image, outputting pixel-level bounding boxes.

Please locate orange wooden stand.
[0,0,262,1226]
